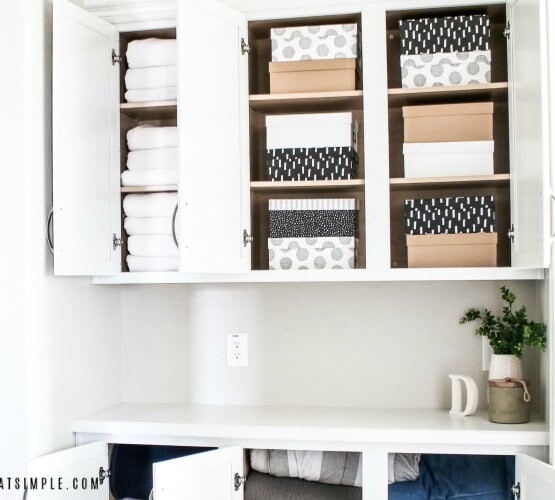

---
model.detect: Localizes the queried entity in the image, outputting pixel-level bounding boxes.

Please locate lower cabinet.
[28,441,555,500]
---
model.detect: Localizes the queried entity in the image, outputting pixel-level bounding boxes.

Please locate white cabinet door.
[27,442,108,499]
[52,0,121,276]
[178,0,250,273]
[153,446,244,499]
[508,0,550,268]
[515,454,555,499]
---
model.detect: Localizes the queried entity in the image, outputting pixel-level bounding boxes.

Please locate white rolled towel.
[127,255,179,272]
[125,65,177,90]
[123,193,177,217]
[128,235,178,257]
[127,126,178,151]
[127,148,178,171]
[126,38,177,69]
[124,216,176,236]
[125,86,177,103]
[121,168,178,187]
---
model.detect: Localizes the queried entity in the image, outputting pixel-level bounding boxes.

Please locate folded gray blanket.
[250,450,421,487]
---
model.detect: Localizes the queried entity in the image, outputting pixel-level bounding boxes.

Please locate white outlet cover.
[226,333,248,367]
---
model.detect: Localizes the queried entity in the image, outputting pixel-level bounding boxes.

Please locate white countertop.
[72,403,549,447]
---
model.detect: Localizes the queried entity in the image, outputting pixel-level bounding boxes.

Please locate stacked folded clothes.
[125,38,177,102]
[123,193,179,272]
[122,125,178,187]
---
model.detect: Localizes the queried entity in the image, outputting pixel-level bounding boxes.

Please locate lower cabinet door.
[153,446,244,499]
[515,453,555,499]
[27,441,109,499]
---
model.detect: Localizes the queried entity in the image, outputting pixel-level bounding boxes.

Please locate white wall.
[121,281,540,411]
[23,0,123,459]
[0,0,28,485]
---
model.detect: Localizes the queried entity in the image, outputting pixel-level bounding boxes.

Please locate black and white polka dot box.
[404,195,496,235]
[399,14,491,88]
[271,24,358,62]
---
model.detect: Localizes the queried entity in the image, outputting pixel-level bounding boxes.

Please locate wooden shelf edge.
[120,100,177,110]
[251,180,365,190]
[121,185,178,193]
[250,90,363,102]
[390,174,510,187]
[388,82,508,97]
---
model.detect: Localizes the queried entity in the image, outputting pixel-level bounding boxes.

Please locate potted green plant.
[459,286,547,380]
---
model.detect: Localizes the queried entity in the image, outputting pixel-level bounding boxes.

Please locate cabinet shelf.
[390,174,510,190]
[249,90,363,113]
[121,185,178,193]
[388,83,508,105]
[120,100,177,120]
[250,179,365,191]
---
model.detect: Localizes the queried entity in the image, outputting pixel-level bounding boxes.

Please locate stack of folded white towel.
[122,125,178,187]
[123,192,179,272]
[125,38,177,102]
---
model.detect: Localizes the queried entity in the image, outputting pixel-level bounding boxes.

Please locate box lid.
[406,232,498,247]
[266,112,354,128]
[402,102,494,119]
[270,23,358,39]
[269,58,356,74]
[403,140,494,154]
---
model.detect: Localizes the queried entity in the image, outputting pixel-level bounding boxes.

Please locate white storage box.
[268,237,355,270]
[403,140,494,178]
[271,24,358,62]
[266,113,358,152]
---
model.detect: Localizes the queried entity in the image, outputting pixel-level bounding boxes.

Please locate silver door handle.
[172,203,179,248]
[46,208,54,253]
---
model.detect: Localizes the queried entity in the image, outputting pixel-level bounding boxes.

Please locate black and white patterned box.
[267,147,357,181]
[269,198,357,238]
[404,195,496,235]
[399,15,490,55]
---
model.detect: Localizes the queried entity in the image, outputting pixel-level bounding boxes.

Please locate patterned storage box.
[399,15,491,88]
[271,24,358,62]
[404,195,496,235]
[267,147,357,181]
[269,198,357,238]
[268,237,355,270]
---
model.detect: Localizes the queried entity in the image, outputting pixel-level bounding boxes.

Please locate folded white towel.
[128,235,178,257]
[127,126,178,151]
[123,193,178,217]
[125,65,177,90]
[127,147,178,171]
[126,38,177,69]
[125,86,177,103]
[124,216,174,236]
[121,168,178,187]
[127,255,179,272]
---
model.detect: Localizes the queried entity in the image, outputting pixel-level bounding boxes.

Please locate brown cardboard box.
[406,232,498,268]
[269,58,357,94]
[403,102,493,143]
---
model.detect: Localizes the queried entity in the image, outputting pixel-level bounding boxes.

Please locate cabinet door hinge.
[113,233,123,250]
[111,48,122,65]
[507,224,515,243]
[511,482,520,499]
[240,37,250,55]
[234,472,245,491]
[504,21,511,39]
[243,229,254,247]
[99,466,111,485]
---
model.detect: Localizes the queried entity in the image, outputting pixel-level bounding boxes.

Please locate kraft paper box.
[269,58,357,94]
[407,232,498,268]
[403,102,493,143]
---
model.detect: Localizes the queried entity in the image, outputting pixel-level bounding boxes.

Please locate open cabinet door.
[514,454,555,499]
[153,446,244,499]
[52,0,121,276]
[178,0,251,273]
[27,442,108,499]
[508,0,550,268]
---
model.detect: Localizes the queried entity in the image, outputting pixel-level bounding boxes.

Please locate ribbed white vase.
[489,354,522,380]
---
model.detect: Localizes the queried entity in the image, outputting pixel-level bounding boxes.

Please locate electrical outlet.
[226,333,248,367]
